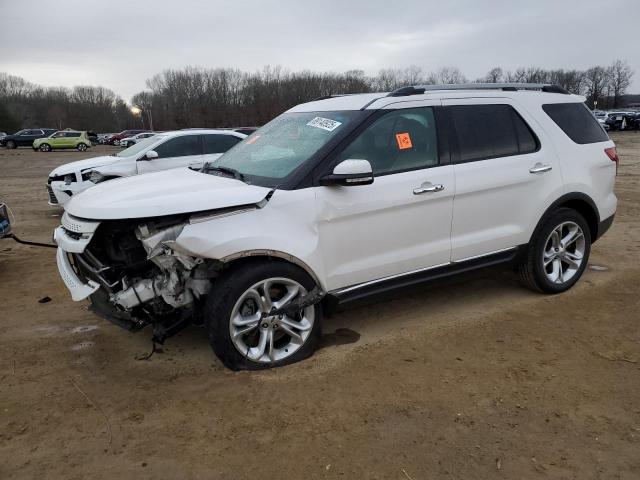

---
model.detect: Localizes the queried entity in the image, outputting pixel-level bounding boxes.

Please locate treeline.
[0,73,137,132]
[0,60,635,132]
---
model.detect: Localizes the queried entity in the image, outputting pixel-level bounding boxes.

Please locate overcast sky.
[1,0,638,101]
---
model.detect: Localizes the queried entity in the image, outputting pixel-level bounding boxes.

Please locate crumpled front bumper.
[55,247,99,301]
[54,214,102,301]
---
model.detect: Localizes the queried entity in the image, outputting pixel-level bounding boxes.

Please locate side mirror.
[142,150,158,160]
[320,159,374,186]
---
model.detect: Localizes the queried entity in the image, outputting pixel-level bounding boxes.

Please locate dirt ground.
[1,134,639,479]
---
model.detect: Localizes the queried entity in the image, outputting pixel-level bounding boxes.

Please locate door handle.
[529,163,552,174]
[413,183,444,195]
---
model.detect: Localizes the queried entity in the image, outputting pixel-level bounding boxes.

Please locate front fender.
[92,160,136,178]
[174,188,327,289]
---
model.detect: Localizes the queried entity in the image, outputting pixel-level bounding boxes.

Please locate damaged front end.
[54,211,222,343]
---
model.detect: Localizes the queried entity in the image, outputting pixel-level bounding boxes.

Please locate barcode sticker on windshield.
[306,117,342,132]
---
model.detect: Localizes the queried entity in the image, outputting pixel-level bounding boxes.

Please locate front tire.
[519,208,591,293]
[205,261,322,370]
[39,143,51,152]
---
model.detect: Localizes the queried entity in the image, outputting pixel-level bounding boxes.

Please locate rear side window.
[64,132,81,138]
[450,104,538,163]
[203,134,241,154]
[542,103,609,144]
[154,135,202,158]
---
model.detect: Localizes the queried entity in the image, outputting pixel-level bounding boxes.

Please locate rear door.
[201,134,243,166]
[64,132,80,148]
[443,99,563,261]
[315,102,455,291]
[137,134,203,174]
[21,129,42,146]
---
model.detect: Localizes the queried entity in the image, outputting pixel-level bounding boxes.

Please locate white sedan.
[46,129,246,206]
[119,132,157,148]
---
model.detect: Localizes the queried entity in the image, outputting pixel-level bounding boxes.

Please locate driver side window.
[336,107,438,175]
[154,135,202,158]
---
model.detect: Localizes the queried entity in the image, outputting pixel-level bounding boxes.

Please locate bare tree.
[608,60,634,108]
[427,67,467,85]
[584,66,610,109]
[482,67,504,83]
[1,61,636,133]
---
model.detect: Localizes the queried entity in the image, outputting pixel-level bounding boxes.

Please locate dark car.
[106,129,148,145]
[87,131,99,145]
[0,128,57,149]
[605,112,640,131]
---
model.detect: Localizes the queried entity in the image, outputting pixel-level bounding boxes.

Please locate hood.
[50,155,125,177]
[65,168,272,220]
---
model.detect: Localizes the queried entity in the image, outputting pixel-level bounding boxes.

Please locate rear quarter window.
[449,104,538,163]
[542,103,609,144]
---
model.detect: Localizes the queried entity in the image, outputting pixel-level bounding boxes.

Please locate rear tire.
[77,143,88,152]
[519,208,591,293]
[6,140,16,149]
[205,260,322,371]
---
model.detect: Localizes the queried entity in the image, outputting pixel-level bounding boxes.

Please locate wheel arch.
[219,250,324,289]
[534,192,600,243]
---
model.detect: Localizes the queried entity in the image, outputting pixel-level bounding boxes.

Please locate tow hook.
[5,233,57,249]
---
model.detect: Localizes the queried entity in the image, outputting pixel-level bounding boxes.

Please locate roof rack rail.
[387,83,571,97]
[309,94,347,102]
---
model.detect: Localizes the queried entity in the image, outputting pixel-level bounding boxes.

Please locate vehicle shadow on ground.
[159,265,527,364]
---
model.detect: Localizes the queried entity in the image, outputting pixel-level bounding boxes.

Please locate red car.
[106,129,149,145]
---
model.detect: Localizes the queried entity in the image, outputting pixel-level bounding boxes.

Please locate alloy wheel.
[229,277,314,364]
[542,221,586,284]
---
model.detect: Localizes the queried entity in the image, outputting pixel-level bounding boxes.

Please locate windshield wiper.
[203,165,246,182]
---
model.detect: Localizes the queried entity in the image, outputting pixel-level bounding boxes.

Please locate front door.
[315,104,454,291]
[137,134,203,174]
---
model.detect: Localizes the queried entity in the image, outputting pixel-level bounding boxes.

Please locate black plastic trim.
[595,214,615,242]
[329,248,522,305]
[533,192,602,242]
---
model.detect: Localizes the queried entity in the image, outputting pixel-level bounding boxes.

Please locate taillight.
[605,147,619,173]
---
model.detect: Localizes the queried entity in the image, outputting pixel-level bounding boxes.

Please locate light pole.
[131,105,153,131]
[130,106,144,129]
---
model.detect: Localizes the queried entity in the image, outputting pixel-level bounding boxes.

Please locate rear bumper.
[595,214,615,242]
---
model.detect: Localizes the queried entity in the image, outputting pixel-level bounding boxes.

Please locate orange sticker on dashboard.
[395,132,412,150]
[246,134,260,145]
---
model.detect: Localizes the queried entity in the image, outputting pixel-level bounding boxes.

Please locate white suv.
[53,83,618,370]
[46,129,246,206]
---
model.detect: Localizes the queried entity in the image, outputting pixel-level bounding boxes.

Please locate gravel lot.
[1,134,639,479]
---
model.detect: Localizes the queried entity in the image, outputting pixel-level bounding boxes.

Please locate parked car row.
[48,83,618,371]
[593,110,640,131]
